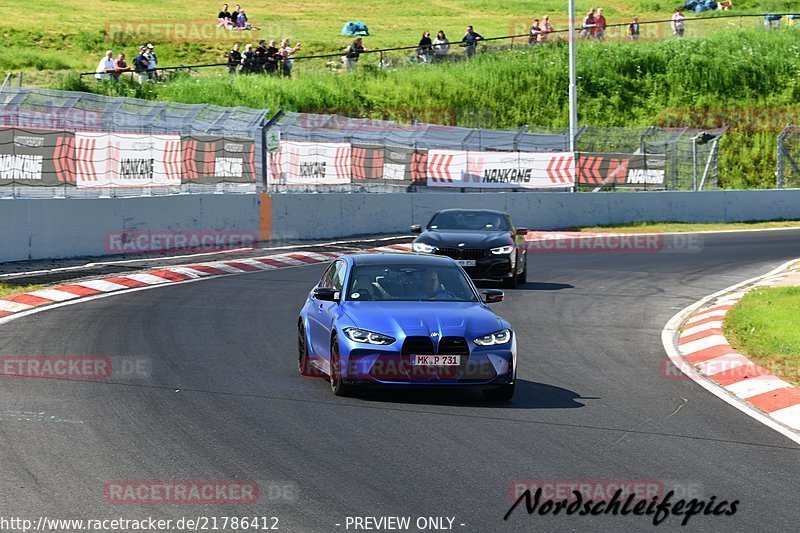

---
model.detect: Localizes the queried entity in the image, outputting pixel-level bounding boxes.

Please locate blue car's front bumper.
[338,334,516,388]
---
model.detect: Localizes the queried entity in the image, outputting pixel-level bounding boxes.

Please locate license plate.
[412,355,461,366]
[457,259,476,267]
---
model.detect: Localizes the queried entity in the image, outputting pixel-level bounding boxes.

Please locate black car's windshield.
[346,264,478,302]
[428,211,510,231]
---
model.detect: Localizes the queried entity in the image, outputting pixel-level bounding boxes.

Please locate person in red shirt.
[595,8,607,40]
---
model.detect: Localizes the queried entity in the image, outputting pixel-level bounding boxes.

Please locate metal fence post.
[691,134,699,191]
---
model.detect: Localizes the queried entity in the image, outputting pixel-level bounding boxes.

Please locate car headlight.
[413,242,437,253]
[343,327,396,345]
[474,329,512,346]
[490,245,514,255]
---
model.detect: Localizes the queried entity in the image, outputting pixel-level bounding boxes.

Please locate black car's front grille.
[436,248,488,260]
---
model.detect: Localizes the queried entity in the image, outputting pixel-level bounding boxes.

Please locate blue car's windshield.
[429,211,510,231]
[346,264,478,302]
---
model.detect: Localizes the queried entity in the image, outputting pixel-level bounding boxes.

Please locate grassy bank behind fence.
[59,27,800,189]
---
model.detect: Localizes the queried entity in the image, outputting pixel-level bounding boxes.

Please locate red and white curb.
[662,258,800,444]
[0,243,413,320]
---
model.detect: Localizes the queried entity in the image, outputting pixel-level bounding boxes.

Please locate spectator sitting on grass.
[432,30,450,61]
[539,15,554,42]
[461,25,483,58]
[227,43,242,73]
[231,5,241,27]
[95,50,116,81]
[218,3,233,28]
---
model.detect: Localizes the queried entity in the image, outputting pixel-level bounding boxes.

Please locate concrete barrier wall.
[270,190,800,240]
[0,195,261,263]
[2,190,800,263]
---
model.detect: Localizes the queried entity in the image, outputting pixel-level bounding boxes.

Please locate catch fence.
[777,125,800,188]
[0,87,726,196]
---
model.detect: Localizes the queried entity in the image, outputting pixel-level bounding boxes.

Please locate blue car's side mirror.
[313,287,339,302]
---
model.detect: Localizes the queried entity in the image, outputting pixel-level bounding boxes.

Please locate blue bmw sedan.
[298,253,517,401]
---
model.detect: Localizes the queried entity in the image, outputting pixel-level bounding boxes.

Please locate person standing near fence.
[280,39,301,77]
[95,50,116,82]
[433,30,450,61]
[266,39,280,74]
[581,9,597,38]
[145,44,158,81]
[595,8,607,40]
[528,20,541,45]
[133,46,150,84]
[241,43,257,73]
[343,37,366,71]
[629,16,640,40]
[227,43,242,74]
[417,32,433,63]
[539,15,553,43]
[461,26,483,58]
[672,8,685,37]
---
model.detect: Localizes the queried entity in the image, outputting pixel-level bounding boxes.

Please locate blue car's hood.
[342,301,506,339]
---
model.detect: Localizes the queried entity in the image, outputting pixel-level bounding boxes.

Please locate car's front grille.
[438,337,469,355]
[436,248,488,260]
[402,336,434,355]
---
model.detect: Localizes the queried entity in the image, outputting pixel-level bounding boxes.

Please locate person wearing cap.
[133,46,150,84]
[95,50,116,81]
[144,43,158,80]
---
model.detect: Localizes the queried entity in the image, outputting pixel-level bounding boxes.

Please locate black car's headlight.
[490,245,514,255]
[474,329,512,346]
[413,242,437,254]
[343,327,396,345]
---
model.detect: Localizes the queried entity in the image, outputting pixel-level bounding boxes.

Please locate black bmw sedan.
[410,209,528,288]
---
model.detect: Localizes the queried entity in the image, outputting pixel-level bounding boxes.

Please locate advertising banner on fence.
[268,141,351,185]
[181,135,255,184]
[351,144,384,180]
[0,127,75,186]
[383,146,419,184]
[577,152,666,188]
[426,150,575,189]
[74,132,182,188]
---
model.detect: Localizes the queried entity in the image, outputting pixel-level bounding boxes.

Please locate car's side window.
[332,261,347,292]
[318,262,337,288]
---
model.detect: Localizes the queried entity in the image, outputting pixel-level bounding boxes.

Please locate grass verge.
[0,282,44,299]
[723,286,800,387]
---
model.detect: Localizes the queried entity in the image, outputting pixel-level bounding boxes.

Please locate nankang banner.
[426,150,575,189]
[0,127,75,186]
[268,141,351,185]
[74,132,182,188]
[180,135,256,184]
[577,153,667,189]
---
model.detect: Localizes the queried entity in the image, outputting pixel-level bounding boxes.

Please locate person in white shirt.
[95,50,116,81]
[145,43,158,80]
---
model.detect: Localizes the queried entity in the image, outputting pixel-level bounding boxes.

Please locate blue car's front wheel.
[298,321,319,377]
[329,335,355,397]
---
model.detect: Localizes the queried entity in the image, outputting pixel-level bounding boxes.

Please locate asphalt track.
[1,229,800,532]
